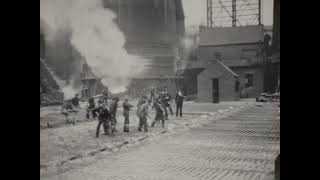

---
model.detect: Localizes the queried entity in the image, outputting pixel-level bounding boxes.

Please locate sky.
[182,0,273,28]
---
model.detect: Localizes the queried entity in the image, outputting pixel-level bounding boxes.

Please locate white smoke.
[57,77,79,100]
[42,58,78,100]
[40,0,147,94]
[49,68,78,100]
[177,26,200,69]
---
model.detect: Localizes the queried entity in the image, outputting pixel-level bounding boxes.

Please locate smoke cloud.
[40,0,147,94]
[177,26,200,69]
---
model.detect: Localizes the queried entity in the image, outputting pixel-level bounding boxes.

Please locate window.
[214,52,222,61]
[245,73,254,88]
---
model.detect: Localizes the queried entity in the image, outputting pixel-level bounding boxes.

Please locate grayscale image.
[40,0,280,179]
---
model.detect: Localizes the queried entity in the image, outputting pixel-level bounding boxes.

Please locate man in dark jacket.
[151,98,166,128]
[71,93,80,109]
[86,97,97,119]
[150,87,156,101]
[61,100,77,124]
[102,89,109,105]
[175,89,185,118]
[137,99,151,132]
[137,96,146,129]
[161,88,173,119]
[109,97,119,134]
[122,99,133,132]
[95,100,110,137]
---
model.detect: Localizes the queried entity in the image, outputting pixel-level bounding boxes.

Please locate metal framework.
[207,0,261,28]
[207,0,213,27]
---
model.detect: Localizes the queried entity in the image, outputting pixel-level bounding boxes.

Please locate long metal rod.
[213,17,257,23]
[211,0,257,3]
[212,3,258,8]
[213,14,260,19]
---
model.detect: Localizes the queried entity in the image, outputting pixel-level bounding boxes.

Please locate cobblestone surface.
[41,103,279,180]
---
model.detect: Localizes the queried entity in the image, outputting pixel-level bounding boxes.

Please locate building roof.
[81,63,98,80]
[176,68,204,77]
[216,60,238,77]
[221,59,252,67]
[199,25,264,46]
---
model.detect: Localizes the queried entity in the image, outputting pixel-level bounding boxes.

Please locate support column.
[258,0,262,25]
[232,0,236,27]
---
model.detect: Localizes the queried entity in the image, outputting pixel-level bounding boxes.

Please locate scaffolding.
[207,0,261,28]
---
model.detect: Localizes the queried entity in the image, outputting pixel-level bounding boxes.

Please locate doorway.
[212,78,219,103]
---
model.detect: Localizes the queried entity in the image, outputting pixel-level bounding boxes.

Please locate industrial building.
[198,25,265,99]
[175,0,279,103]
[178,25,266,102]
[104,0,185,95]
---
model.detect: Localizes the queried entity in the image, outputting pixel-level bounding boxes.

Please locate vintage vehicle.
[256,92,280,102]
[256,93,268,102]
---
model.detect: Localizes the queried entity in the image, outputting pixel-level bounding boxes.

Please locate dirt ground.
[40,100,255,178]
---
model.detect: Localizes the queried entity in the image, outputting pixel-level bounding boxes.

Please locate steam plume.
[40,0,147,93]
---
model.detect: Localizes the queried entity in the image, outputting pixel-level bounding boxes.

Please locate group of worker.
[61,87,185,138]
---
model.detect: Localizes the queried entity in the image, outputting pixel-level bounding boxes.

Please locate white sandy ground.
[41,100,257,178]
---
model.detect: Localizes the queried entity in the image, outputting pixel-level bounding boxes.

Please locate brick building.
[197,60,240,103]
[198,25,265,98]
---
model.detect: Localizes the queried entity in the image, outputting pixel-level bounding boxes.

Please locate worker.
[71,93,80,109]
[161,88,173,119]
[175,89,185,118]
[122,99,133,132]
[86,97,97,119]
[109,97,119,134]
[151,97,166,128]
[95,100,110,137]
[137,99,151,132]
